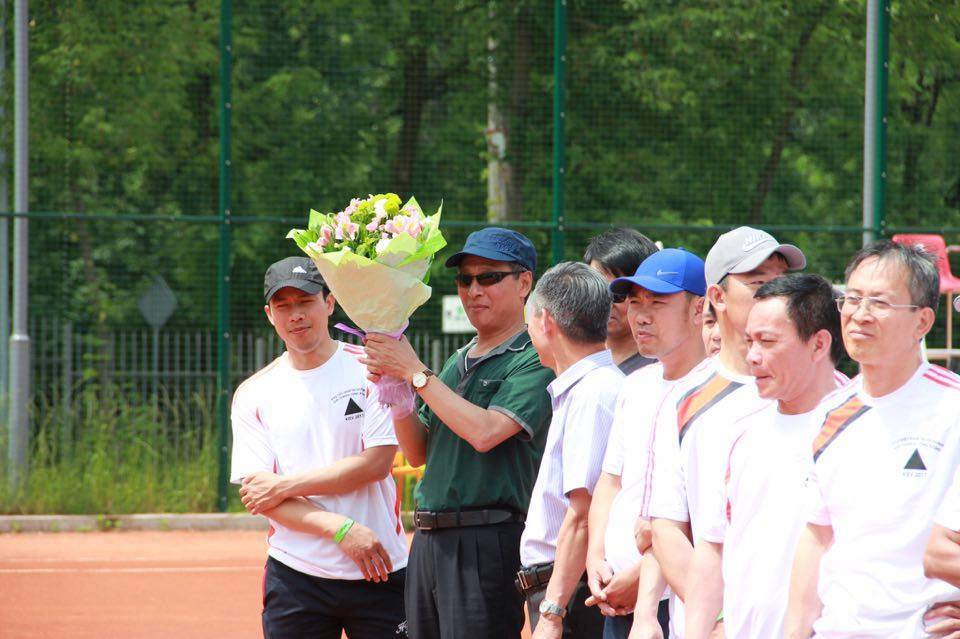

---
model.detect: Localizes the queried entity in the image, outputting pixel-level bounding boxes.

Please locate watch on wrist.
[538,598,566,620]
[411,368,434,390]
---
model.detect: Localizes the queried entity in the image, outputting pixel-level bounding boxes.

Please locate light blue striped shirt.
[520,349,624,566]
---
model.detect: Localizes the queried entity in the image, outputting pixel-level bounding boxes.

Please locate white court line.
[3,557,256,563]
[0,566,262,574]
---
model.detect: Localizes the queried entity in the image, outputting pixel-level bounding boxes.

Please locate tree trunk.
[391,45,428,196]
[749,6,828,224]
[505,4,531,220]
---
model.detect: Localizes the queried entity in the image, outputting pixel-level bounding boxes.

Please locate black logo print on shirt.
[344,398,364,417]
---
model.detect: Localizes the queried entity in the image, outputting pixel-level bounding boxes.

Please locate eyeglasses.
[454,270,522,288]
[835,294,919,316]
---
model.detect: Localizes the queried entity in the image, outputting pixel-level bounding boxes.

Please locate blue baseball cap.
[610,248,706,296]
[445,227,537,273]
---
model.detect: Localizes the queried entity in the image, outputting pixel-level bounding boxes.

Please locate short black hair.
[845,240,940,311]
[583,228,659,278]
[754,273,846,366]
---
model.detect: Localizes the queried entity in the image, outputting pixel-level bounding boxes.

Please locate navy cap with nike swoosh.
[610,248,706,296]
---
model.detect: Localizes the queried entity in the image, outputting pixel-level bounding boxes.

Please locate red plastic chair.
[892,234,960,364]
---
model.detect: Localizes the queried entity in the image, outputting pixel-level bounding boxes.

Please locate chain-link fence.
[2,1,959,512]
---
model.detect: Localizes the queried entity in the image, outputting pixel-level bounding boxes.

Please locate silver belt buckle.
[415,512,435,530]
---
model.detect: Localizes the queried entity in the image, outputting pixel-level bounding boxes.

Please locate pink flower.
[315,224,334,248]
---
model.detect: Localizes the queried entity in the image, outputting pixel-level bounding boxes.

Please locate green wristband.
[334,518,355,544]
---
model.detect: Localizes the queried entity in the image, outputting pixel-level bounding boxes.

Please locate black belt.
[413,508,525,531]
[515,562,554,596]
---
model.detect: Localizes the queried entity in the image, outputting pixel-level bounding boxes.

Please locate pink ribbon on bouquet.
[336,322,416,415]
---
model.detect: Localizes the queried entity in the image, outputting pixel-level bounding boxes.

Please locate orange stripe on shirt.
[676,373,744,444]
[812,395,870,462]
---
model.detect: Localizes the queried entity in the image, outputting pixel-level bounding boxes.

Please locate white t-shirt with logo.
[230,344,407,580]
[699,370,848,639]
[806,362,960,638]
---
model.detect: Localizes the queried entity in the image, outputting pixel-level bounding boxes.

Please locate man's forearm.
[683,540,724,639]
[418,378,520,452]
[587,473,620,564]
[281,446,396,498]
[635,551,668,619]
[263,498,345,538]
[392,412,429,467]
[924,524,960,586]
[784,524,831,639]
[544,499,592,608]
[651,518,693,601]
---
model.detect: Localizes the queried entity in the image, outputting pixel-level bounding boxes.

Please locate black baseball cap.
[444,227,537,273]
[263,256,327,303]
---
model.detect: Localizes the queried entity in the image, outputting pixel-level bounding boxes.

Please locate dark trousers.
[406,522,526,639]
[261,556,407,639]
[525,579,605,638]
[601,600,671,639]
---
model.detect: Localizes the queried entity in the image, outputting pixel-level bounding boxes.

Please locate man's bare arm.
[586,472,621,607]
[924,524,960,587]
[784,523,833,639]
[683,540,724,639]
[651,517,693,601]
[240,445,397,514]
[262,498,393,582]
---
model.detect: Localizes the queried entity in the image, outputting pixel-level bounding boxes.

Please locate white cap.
[704,226,806,286]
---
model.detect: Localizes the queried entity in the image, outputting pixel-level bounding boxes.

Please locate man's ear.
[707,284,725,314]
[810,328,832,364]
[518,271,534,299]
[264,304,276,327]
[325,292,336,314]
[692,295,705,326]
[914,306,936,341]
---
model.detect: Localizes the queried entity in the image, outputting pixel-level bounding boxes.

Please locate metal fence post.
[216,0,233,512]
[862,0,890,245]
[7,0,28,490]
[551,0,567,266]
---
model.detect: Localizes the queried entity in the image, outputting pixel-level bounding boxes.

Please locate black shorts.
[262,556,407,639]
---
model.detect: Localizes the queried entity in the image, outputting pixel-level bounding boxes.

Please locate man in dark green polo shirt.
[363,227,554,639]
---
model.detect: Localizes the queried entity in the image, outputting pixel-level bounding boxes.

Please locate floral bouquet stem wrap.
[287,193,446,406]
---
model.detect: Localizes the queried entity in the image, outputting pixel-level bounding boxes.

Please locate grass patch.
[0,388,225,514]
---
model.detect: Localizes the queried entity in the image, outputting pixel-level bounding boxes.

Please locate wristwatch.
[411,368,434,391]
[538,598,566,620]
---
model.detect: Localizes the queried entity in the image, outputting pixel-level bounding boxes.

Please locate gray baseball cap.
[704,227,806,286]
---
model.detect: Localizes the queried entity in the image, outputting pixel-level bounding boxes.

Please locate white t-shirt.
[230,344,408,580]
[806,362,960,638]
[935,464,960,531]
[520,350,623,566]
[647,357,770,541]
[700,370,847,639]
[602,363,669,574]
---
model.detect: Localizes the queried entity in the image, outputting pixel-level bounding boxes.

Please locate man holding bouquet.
[363,228,555,639]
[231,257,408,639]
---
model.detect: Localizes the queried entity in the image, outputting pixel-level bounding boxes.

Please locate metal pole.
[7,0,27,489]
[0,0,10,428]
[862,0,890,246]
[215,0,233,512]
[551,0,566,265]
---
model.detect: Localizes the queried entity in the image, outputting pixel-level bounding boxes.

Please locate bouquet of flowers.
[287,193,446,403]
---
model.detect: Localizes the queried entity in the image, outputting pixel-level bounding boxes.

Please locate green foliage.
[0,388,222,514]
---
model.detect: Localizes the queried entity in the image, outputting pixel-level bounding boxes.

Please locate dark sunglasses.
[454,270,522,288]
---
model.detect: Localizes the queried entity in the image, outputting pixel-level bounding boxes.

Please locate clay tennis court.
[1,530,533,638]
